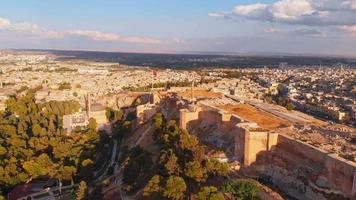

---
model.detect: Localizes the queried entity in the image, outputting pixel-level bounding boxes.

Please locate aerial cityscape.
[0,1,356,200]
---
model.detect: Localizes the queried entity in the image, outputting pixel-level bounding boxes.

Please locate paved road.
[135,125,153,146]
[97,139,118,181]
[254,103,310,123]
[111,124,154,200]
[16,184,77,200]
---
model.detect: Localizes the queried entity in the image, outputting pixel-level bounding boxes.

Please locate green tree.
[222,179,260,200]
[154,113,164,128]
[179,131,199,151]
[122,147,153,191]
[163,176,187,200]
[185,161,207,183]
[160,150,179,175]
[196,186,225,200]
[286,103,295,111]
[23,154,55,178]
[113,110,123,122]
[205,159,229,177]
[82,159,94,167]
[0,93,103,193]
[0,146,7,156]
[47,119,56,134]
[88,118,97,131]
[58,82,72,90]
[143,175,163,197]
[76,181,87,200]
[106,109,124,122]
[32,124,47,136]
[56,165,76,181]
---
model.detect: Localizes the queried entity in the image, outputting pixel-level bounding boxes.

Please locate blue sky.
[1,0,356,56]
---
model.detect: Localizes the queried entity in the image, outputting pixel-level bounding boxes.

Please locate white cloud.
[173,37,185,44]
[265,27,327,37]
[265,28,283,33]
[272,0,315,20]
[233,3,268,16]
[0,18,10,28]
[65,30,161,44]
[342,0,356,9]
[210,0,356,26]
[292,28,327,37]
[0,17,161,44]
[208,13,226,18]
[339,25,356,35]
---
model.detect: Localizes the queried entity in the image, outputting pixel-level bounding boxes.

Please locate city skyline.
[1,0,356,56]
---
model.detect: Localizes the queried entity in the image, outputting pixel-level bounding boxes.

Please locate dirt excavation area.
[217,103,292,130]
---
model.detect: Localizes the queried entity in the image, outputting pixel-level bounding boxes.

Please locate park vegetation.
[222,71,259,79]
[121,113,231,199]
[0,92,107,197]
[58,81,72,90]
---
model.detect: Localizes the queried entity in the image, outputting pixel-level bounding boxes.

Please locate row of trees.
[122,80,193,92]
[222,71,259,79]
[58,82,72,90]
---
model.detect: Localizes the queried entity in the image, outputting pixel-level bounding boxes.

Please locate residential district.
[0,51,355,200]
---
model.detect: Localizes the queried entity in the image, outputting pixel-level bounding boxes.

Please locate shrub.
[222,179,260,200]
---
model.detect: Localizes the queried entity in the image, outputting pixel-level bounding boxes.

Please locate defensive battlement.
[178,103,356,199]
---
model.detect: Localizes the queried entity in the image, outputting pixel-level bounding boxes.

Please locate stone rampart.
[179,104,356,199]
[266,134,356,199]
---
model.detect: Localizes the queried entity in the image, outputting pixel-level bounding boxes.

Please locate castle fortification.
[179,103,356,199]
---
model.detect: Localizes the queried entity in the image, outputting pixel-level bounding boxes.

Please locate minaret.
[84,93,91,118]
[191,79,195,104]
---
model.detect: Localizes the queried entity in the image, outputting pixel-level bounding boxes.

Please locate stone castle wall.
[179,104,356,199]
[264,134,356,200]
[136,103,160,125]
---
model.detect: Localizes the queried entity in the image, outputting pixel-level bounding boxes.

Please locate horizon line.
[2,48,356,59]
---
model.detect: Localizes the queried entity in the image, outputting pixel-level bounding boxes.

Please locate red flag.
[151,70,157,77]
